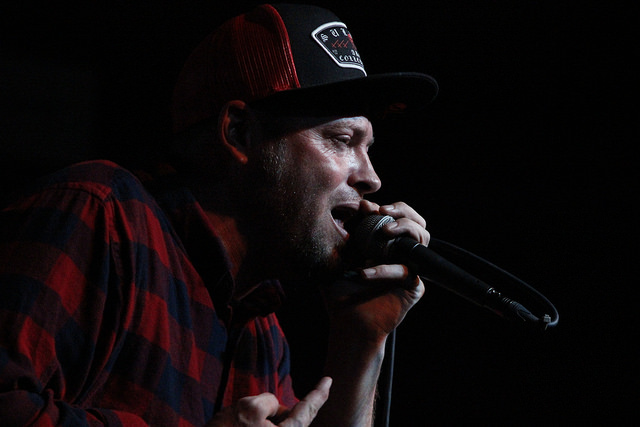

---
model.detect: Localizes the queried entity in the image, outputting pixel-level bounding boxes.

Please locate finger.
[379,202,426,228]
[377,203,429,245]
[280,377,332,426]
[362,264,425,295]
[359,199,380,215]
[381,217,430,246]
[362,263,411,282]
[267,405,290,426]
[235,393,281,425]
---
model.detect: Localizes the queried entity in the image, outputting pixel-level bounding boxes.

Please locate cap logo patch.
[312,22,367,75]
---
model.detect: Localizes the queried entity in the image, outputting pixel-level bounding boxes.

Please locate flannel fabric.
[0,160,297,426]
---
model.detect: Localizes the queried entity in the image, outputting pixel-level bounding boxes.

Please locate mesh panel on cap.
[171,4,299,133]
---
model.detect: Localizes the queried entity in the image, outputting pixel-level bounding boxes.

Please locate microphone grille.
[350,214,395,260]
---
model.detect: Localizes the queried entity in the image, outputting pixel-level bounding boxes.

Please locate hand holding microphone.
[347,212,558,329]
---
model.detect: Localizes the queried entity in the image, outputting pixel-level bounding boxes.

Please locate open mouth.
[331,206,358,237]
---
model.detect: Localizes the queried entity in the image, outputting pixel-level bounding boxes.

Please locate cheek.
[297,148,349,191]
[278,154,343,229]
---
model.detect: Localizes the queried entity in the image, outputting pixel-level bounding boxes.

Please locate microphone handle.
[388,237,539,323]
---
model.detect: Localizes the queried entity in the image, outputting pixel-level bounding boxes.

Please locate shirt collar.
[147,173,285,321]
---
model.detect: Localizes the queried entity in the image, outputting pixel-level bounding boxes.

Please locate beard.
[235,139,348,285]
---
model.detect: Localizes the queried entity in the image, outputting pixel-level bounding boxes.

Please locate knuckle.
[423,230,431,245]
[235,393,277,424]
[283,419,304,427]
[298,402,321,426]
[393,201,409,210]
[237,396,259,413]
[417,215,427,228]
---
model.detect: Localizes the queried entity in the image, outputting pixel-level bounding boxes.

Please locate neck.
[204,210,248,290]
[205,209,283,302]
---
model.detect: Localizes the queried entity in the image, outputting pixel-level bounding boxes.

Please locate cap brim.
[250,72,438,119]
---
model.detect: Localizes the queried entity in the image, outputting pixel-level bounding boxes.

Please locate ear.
[218,100,252,165]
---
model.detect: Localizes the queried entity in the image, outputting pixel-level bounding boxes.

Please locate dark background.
[2,0,635,424]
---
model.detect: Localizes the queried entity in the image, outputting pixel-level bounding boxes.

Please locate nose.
[349,150,382,195]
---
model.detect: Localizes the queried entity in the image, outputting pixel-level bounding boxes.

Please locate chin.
[288,238,348,285]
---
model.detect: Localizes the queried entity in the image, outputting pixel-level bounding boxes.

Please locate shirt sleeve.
[273,318,299,408]
[0,184,148,426]
[220,312,299,410]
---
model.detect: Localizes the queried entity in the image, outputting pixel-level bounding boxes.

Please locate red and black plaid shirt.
[0,160,297,426]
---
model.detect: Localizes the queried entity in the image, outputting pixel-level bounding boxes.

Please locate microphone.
[348,214,548,325]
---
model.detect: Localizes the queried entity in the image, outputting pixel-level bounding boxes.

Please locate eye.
[332,135,352,145]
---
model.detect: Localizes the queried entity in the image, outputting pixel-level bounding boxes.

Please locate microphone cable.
[428,238,559,329]
[374,237,559,427]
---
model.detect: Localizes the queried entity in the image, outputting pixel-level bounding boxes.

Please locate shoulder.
[2,160,165,232]
[37,160,151,204]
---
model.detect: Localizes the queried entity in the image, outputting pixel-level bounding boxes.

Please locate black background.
[2,0,635,424]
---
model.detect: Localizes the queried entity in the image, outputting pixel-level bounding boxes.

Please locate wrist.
[327,309,393,349]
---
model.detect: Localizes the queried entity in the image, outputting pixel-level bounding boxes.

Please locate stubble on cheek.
[247,137,348,281]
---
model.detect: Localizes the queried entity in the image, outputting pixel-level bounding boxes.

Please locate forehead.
[275,113,372,132]
[314,116,372,131]
[254,108,373,140]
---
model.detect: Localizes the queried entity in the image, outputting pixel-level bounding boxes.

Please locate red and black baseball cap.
[171,3,438,134]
